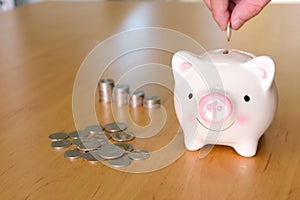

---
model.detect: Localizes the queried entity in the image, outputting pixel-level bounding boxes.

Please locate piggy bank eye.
[188,93,193,99]
[244,95,250,102]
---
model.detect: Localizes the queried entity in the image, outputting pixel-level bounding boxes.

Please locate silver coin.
[128,150,150,160]
[68,130,89,139]
[103,122,127,133]
[227,20,231,42]
[92,132,110,146]
[48,132,68,141]
[111,131,135,142]
[82,151,104,163]
[98,144,125,159]
[51,140,71,149]
[114,142,134,152]
[85,125,103,134]
[76,138,102,151]
[143,96,161,109]
[64,149,82,160]
[108,155,131,168]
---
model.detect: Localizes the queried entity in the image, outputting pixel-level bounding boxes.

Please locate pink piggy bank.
[172,49,277,157]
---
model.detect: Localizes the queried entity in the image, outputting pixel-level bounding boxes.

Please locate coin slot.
[223,50,229,54]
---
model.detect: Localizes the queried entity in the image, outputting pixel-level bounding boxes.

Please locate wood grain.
[0,2,299,200]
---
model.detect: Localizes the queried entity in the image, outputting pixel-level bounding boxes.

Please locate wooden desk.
[0,2,299,199]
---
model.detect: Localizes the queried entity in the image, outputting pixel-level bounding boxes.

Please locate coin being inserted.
[227,20,231,42]
[51,140,72,149]
[48,132,69,141]
[111,131,135,142]
[103,122,127,133]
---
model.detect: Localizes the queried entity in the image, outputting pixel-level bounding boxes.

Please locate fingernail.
[232,19,244,30]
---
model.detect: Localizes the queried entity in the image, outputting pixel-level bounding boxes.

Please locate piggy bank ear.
[243,56,275,92]
[172,51,197,74]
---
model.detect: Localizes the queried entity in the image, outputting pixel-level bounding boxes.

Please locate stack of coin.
[112,84,130,106]
[98,78,114,103]
[129,90,145,107]
[143,96,161,109]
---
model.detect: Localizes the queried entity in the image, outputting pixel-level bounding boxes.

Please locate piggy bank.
[172,49,277,157]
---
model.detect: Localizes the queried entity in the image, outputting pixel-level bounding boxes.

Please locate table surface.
[0,1,300,200]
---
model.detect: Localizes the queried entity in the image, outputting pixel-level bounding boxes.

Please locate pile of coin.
[98,78,161,109]
[48,122,150,168]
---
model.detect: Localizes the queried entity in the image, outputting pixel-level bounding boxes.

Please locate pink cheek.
[236,114,249,125]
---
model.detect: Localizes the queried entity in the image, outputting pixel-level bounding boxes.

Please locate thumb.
[231,0,270,30]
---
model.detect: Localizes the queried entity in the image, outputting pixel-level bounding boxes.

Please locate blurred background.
[1,0,300,12]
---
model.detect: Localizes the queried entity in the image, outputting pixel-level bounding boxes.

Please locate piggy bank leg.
[232,141,259,157]
[184,138,206,151]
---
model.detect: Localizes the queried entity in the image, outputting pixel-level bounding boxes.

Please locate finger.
[231,0,270,30]
[210,0,230,30]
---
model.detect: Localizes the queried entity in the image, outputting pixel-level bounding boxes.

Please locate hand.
[203,0,271,30]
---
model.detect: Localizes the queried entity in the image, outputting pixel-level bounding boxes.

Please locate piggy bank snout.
[198,93,233,124]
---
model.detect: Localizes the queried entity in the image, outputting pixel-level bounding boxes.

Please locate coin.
[76,138,102,151]
[92,132,111,146]
[227,20,231,42]
[111,131,135,142]
[48,132,68,141]
[82,150,104,163]
[68,130,89,139]
[98,144,125,159]
[51,140,71,149]
[108,155,131,168]
[143,96,161,109]
[85,125,103,134]
[114,142,134,152]
[103,122,127,133]
[128,150,150,160]
[64,149,82,160]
